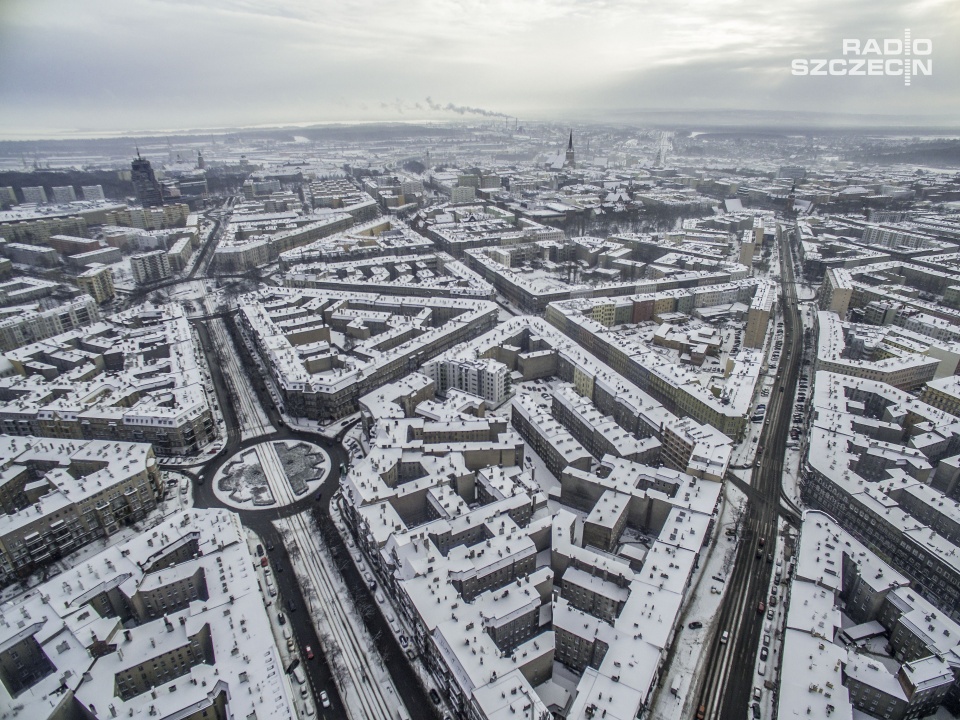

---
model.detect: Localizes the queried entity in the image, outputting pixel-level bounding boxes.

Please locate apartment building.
[239,288,498,421]
[0,296,100,352]
[423,357,508,404]
[0,508,293,720]
[801,371,960,622]
[744,280,775,349]
[76,264,115,303]
[0,436,161,583]
[0,303,215,454]
[779,512,958,720]
[822,267,855,317]
[131,249,173,285]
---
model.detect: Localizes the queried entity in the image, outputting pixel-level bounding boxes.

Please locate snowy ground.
[208,317,275,440]
[286,411,362,440]
[215,448,272,506]
[494,294,524,317]
[157,470,197,517]
[213,440,329,510]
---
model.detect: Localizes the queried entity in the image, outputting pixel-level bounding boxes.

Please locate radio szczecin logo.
[792,30,931,86]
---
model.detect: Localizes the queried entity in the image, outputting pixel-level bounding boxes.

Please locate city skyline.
[1,0,959,139]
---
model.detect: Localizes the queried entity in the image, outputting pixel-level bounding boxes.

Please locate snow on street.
[647,482,746,720]
[276,510,406,720]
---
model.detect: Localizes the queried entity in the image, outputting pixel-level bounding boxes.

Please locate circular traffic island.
[213,439,330,510]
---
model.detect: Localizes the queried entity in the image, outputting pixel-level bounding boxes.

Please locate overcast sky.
[1,0,958,138]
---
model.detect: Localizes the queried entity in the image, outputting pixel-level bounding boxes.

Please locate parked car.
[277,612,286,626]
[688,621,703,629]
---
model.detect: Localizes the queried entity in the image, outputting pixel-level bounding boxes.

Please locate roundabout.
[212,438,331,510]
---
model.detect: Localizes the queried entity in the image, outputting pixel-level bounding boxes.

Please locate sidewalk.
[276,510,405,720]
[646,482,746,720]
[330,500,455,720]
[243,528,314,719]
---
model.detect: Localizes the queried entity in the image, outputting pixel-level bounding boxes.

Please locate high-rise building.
[424,357,508,404]
[52,185,77,204]
[131,151,164,208]
[76,264,115,303]
[81,184,105,200]
[450,185,476,204]
[0,186,17,207]
[21,186,47,204]
[130,249,172,285]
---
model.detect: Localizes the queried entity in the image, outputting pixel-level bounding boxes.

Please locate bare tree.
[331,657,349,685]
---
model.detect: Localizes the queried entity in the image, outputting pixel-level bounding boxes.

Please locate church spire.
[567,130,574,151]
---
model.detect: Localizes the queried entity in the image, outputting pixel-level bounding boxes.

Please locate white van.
[293,667,306,685]
[757,662,767,677]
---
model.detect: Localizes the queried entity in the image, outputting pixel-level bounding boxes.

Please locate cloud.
[0,0,957,136]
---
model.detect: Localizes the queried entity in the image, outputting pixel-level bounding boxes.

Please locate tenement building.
[237,288,498,421]
[0,435,160,584]
[0,303,216,455]
[778,511,960,720]
[801,371,960,622]
[0,508,295,720]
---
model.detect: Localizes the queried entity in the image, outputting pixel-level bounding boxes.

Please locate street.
[185,301,435,719]
[695,222,805,720]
